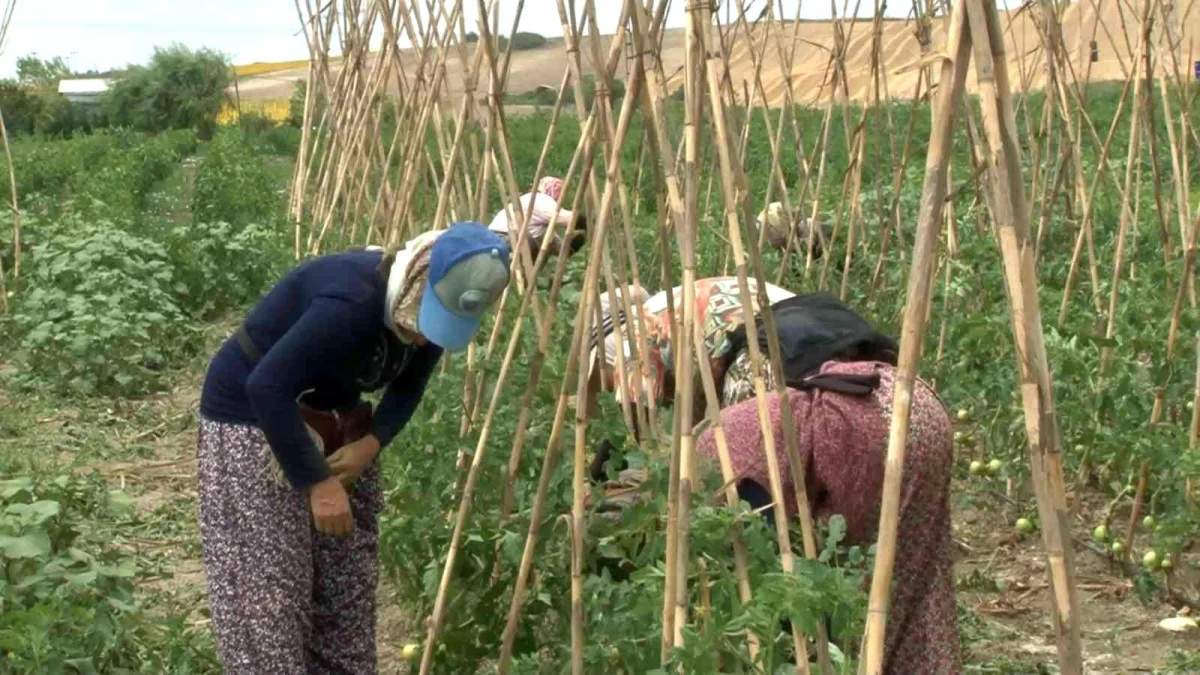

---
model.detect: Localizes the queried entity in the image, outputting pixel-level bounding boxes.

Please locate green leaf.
[826,514,847,548]
[6,499,60,524]
[66,569,99,586]
[63,658,99,675]
[0,531,52,558]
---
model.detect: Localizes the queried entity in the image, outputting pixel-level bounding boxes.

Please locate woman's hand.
[327,434,382,490]
[309,476,354,537]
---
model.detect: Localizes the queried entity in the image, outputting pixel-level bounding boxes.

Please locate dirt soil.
[950,482,1199,672]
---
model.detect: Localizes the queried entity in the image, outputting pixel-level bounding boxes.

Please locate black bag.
[725,292,899,391]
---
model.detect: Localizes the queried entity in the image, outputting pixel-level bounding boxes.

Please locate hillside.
[233,0,1198,106]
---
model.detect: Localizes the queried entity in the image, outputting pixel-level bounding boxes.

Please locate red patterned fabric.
[537,175,564,200]
[696,360,960,674]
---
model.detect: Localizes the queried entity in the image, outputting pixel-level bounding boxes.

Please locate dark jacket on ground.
[200,250,443,490]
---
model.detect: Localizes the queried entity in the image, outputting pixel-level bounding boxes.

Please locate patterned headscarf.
[537,176,564,201]
[384,229,444,338]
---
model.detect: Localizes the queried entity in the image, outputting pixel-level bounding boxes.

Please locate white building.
[57,78,111,104]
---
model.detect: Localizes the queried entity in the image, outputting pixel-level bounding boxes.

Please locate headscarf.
[377,229,444,339]
[537,176,564,201]
[756,201,789,248]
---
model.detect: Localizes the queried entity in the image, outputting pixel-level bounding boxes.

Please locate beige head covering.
[384,229,444,337]
[263,229,445,487]
[598,283,650,322]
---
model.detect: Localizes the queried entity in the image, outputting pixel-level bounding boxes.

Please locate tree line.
[1,45,231,139]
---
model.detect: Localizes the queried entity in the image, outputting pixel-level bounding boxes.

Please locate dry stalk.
[1122,459,1151,559]
[962,0,1083,670]
[861,0,970,669]
[1099,0,1153,377]
[705,57,829,673]
[1190,334,1200,503]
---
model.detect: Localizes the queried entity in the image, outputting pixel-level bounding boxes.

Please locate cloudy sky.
[0,0,923,78]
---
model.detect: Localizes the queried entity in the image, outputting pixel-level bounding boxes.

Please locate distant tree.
[464,31,479,43]
[105,44,231,139]
[497,32,547,51]
[0,80,43,135]
[287,80,308,127]
[16,54,71,89]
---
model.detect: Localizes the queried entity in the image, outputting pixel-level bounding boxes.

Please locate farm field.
[3,0,1200,669]
[1,72,1199,672]
[230,1,1200,106]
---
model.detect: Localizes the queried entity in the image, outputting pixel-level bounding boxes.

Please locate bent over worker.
[489,175,587,264]
[197,223,511,674]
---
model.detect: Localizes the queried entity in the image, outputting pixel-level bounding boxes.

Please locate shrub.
[162,128,200,157]
[9,131,129,203]
[237,111,276,136]
[0,80,43,136]
[262,124,302,156]
[9,217,194,396]
[0,474,217,671]
[168,220,291,320]
[104,44,232,139]
[191,128,279,226]
[287,80,309,127]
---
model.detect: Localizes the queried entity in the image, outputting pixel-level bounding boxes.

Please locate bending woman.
[591,277,796,429]
[489,175,586,262]
[695,358,959,674]
[197,223,511,674]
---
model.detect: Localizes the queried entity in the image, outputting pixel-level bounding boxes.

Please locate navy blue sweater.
[200,250,443,490]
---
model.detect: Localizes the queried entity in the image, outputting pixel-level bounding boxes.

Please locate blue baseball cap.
[418,223,512,351]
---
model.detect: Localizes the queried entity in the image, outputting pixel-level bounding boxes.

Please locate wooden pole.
[963,0,1082,670]
[861,0,970,670]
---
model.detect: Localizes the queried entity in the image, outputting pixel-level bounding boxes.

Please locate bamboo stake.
[1151,211,1200,425]
[1055,66,1138,328]
[1189,334,1200,503]
[963,0,1082,670]
[861,0,970,670]
[495,107,612,675]
[706,57,833,673]
[0,104,18,288]
[1099,0,1152,377]
[420,65,623,671]
[491,67,577,543]
[567,0,658,442]
[664,0,706,661]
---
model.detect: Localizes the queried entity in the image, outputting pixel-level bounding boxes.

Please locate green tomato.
[1073,444,1086,454]
[1160,557,1174,571]
[1142,515,1156,529]
[957,408,971,421]
[969,460,985,476]
[1143,550,1160,568]
[1092,524,1109,542]
[1015,518,1035,534]
[1111,541,1125,554]
[987,459,1003,476]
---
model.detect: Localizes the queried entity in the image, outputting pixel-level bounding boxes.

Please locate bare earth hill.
[234,0,1199,106]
